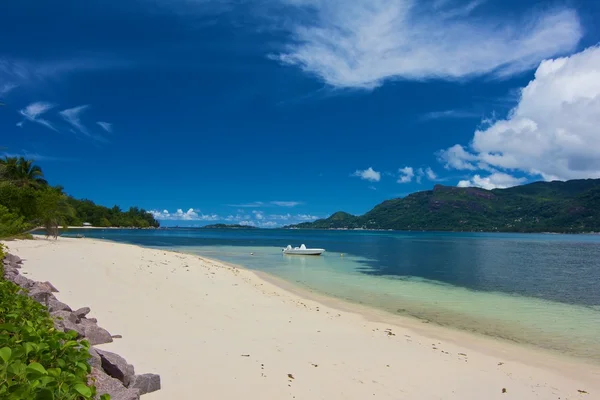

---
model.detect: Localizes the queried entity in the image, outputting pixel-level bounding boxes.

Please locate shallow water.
[60,228,600,361]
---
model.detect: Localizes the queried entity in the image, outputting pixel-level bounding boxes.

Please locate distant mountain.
[202,224,258,229]
[288,179,600,233]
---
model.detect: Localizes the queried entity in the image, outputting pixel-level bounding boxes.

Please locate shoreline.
[28,235,600,370]
[4,237,599,399]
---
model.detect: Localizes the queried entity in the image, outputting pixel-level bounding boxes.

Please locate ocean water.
[60,228,600,361]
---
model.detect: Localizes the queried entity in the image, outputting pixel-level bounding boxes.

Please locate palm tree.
[0,156,48,187]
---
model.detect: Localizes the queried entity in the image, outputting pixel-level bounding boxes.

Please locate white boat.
[282,244,325,256]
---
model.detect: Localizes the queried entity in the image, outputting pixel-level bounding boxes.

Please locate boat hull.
[283,249,325,256]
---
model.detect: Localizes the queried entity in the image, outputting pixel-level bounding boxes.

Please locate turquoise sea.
[60,228,600,362]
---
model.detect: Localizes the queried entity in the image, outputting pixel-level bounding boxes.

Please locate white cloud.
[59,105,91,136]
[440,45,600,182]
[352,167,381,182]
[425,167,437,180]
[149,208,220,221]
[97,121,113,133]
[397,167,414,183]
[421,109,480,120]
[415,167,438,183]
[270,201,302,207]
[457,172,526,190]
[272,0,581,89]
[252,210,265,220]
[437,144,478,171]
[18,102,57,131]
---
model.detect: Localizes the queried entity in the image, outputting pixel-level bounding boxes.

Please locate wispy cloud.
[0,57,129,93]
[271,0,581,89]
[1,150,75,162]
[352,167,381,182]
[228,202,265,208]
[421,109,480,120]
[0,83,17,96]
[17,102,57,131]
[228,201,303,208]
[96,121,113,133]
[270,201,302,207]
[59,105,91,136]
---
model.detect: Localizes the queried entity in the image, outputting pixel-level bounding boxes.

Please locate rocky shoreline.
[2,252,161,400]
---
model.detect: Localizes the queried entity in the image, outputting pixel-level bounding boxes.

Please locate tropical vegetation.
[0,244,106,399]
[290,179,600,233]
[0,156,159,238]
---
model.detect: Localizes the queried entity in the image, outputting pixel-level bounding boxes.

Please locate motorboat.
[282,244,325,256]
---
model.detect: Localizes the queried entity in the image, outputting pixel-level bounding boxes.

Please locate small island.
[201,224,259,229]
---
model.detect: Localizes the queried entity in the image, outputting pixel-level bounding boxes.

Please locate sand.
[3,237,599,400]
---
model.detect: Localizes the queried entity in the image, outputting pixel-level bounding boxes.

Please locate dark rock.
[96,349,135,387]
[86,317,98,323]
[84,324,113,345]
[12,274,35,289]
[42,281,59,292]
[129,374,161,395]
[90,368,140,400]
[28,282,55,303]
[4,254,23,264]
[3,266,19,277]
[74,307,91,318]
[29,289,53,303]
[47,297,72,312]
[51,310,85,337]
[88,347,102,369]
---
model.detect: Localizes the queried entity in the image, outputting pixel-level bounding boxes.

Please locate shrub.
[0,205,29,239]
[0,270,106,399]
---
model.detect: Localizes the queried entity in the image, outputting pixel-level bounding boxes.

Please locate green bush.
[0,271,107,399]
[0,205,30,239]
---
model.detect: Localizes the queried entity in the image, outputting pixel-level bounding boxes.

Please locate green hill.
[290,179,600,233]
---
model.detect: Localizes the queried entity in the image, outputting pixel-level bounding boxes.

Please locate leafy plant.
[0,275,107,399]
[0,205,30,239]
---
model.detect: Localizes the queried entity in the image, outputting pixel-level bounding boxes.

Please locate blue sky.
[2,0,600,227]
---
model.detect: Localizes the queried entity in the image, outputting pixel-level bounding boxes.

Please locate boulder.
[96,349,135,387]
[47,297,72,313]
[90,368,140,400]
[51,310,85,337]
[129,374,161,395]
[84,324,113,346]
[88,347,103,369]
[29,289,53,304]
[42,281,59,292]
[4,254,22,264]
[12,274,35,289]
[28,282,55,303]
[74,307,91,318]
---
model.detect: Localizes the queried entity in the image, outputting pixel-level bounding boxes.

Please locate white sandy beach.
[3,237,599,400]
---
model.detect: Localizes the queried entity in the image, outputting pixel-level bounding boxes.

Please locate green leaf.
[73,383,92,398]
[0,323,18,332]
[0,347,11,363]
[76,362,89,371]
[100,394,111,400]
[27,362,48,376]
[34,388,55,400]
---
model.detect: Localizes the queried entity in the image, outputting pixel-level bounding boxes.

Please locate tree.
[35,187,74,239]
[0,156,48,188]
